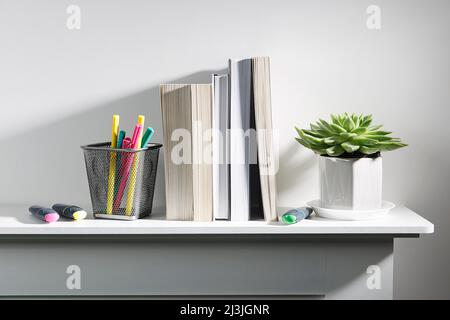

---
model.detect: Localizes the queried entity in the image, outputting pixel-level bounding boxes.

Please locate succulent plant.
[295,113,407,157]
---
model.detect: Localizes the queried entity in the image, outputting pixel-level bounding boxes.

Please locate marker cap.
[45,213,60,223]
[281,214,297,225]
[73,210,87,220]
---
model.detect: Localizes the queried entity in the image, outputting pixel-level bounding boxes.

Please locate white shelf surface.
[0,205,433,235]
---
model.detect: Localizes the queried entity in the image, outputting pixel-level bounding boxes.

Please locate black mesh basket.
[81,142,162,220]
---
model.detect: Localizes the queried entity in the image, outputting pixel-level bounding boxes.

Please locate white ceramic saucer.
[306,200,396,221]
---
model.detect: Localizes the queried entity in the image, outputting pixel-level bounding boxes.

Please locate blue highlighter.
[280,207,313,225]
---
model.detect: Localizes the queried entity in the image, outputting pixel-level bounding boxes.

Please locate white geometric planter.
[319,156,382,210]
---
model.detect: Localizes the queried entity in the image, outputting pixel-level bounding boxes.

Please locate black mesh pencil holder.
[81,142,162,220]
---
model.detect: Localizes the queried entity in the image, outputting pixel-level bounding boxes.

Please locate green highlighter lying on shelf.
[280,207,313,225]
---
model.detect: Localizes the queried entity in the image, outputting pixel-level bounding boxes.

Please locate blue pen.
[280,207,313,224]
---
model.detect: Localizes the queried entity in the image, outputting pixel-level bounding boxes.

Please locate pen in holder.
[81,142,162,220]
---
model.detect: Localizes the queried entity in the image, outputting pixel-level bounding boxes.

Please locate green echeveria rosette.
[295,113,407,157]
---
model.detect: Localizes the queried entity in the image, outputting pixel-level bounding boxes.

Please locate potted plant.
[295,113,407,211]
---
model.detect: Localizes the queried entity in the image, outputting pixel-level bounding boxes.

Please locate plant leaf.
[326,145,345,157]
[343,114,355,131]
[318,119,337,135]
[351,114,359,127]
[351,127,367,134]
[324,135,347,145]
[310,123,320,131]
[309,123,329,136]
[358,114,365,125]
[338,114,346,127]
[314,148,328,155]
[341,142,360,153]
[368,124,383,132]
[329,123,347,134]
[360,146,381,155]
[331,114,341,126]
[351,136,379,146]
[367,130,392,136]
[302,128,324,138]
[315,121,332,135]
[339,132,357,139]
[295,137,311,149]
[364,135,393,141]
[377,141,408,151]
[298,130,326,147]
[360,115,373,128]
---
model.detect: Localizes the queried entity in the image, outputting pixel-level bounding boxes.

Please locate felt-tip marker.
[280,207,313,225]
[141,127,154,147]
[52,204,87,220]
[29,205,60,223]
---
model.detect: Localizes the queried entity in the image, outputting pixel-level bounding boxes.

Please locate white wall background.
[1,0,449,299]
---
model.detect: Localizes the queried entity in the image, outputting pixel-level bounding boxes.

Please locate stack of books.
[160,56,277,222]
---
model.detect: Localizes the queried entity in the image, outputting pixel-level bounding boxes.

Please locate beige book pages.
[160,84,194,221]
[252,57,278,222]
[192,84,213,222]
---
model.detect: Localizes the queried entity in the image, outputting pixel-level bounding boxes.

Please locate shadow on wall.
[276,140,316,195]
[0,70,225,207]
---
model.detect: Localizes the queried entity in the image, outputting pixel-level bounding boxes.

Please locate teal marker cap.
[141,127,154,148]
[117,130,126,149]
[281,214,298,224]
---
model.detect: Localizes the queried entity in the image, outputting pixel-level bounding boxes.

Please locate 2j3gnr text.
[179,304,270,317]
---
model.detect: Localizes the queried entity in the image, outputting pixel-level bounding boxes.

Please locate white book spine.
[229,59,251,221]
[212,74,230,220]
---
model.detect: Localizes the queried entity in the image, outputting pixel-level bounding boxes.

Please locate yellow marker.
[125,115,145,216]
[107,115,120,214]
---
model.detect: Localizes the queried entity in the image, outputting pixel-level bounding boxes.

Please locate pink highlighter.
[29,206,60,223]
[113,125,142,212]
